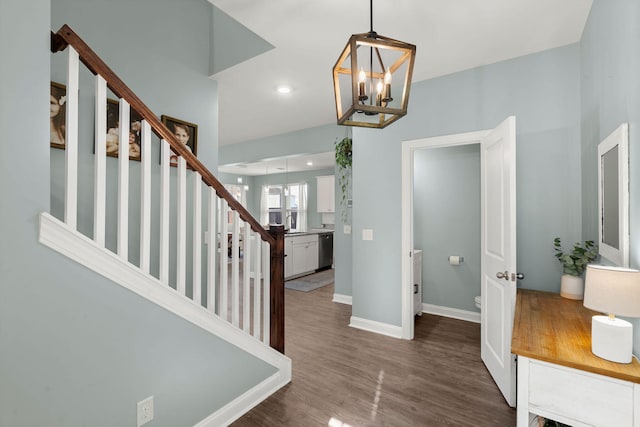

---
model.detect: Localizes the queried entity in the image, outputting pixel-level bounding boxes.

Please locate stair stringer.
[39,212,291,425]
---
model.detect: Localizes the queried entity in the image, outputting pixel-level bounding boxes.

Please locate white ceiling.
[219,151,335,176]
[209,0,592,148]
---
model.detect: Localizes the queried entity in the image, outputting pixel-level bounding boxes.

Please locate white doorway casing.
[401,129,490,340]
[400,117,517,407]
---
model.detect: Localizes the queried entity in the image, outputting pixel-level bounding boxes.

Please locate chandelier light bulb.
[383,70,392,102]
[358,68,367,100]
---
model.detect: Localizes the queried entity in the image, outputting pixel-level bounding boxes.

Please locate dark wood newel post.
[268,225,286,353]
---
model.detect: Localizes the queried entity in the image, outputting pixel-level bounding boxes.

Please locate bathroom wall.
[414,145,481,313]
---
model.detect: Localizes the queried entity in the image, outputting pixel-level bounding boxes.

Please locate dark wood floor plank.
[232,278,516,426]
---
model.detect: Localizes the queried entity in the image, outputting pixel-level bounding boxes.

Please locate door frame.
[400,129,490,339]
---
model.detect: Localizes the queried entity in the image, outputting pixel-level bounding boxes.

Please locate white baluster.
[219,199,229,320]
[243,223,251,333]
[253,235,262,339]
[231,211,240,327]
[93,75,106,245]
[176,156,187,295]
[65,46,79,229]
[139,120,151,274]
[193,172,202,305]
[159,139,171,285]
[207,187,217,313]
[117,99,130,260]
[263,240,271,345]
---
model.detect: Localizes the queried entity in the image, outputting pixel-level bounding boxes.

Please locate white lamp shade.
[584,264,640,317]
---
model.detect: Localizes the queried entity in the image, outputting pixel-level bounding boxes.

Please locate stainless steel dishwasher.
[317,232,333,270]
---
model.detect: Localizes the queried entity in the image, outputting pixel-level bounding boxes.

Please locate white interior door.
[480,116,517,407]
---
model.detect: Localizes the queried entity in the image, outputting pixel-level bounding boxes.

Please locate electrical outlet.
[137,396,154,427]
[343,225,351,234]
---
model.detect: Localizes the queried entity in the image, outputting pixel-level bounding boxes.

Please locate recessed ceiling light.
[276,85,292,94]
[307,161,313,166]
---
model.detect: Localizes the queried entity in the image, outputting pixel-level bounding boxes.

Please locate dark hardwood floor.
[232,278,516,426]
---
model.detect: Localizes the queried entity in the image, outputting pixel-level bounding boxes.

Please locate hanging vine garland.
[335,136,352,224]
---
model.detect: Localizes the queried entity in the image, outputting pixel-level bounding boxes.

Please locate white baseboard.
[422,303,480,324]
[39,212,292,373]
[332,293,352,305]
[349,316,402,339]
[195,370,290,427]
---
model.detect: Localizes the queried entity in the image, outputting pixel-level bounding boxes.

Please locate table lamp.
[584,265,640,364]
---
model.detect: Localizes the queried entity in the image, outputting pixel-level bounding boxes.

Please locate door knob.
[512,272,525,281]
[496,271,509,280]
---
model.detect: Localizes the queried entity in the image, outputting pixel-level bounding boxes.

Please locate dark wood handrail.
[51,25,274,246]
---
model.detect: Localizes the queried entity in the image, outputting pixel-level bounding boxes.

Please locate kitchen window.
[261,183,307,232]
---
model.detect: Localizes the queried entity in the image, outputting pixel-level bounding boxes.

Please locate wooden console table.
[511,290,640,427]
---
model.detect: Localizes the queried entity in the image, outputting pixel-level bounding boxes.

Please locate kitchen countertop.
[285,229,334,237]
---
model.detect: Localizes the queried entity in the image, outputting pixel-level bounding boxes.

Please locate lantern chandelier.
[332,0,416,129]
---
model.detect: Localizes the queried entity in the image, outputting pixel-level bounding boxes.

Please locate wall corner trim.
[332,294,352,305]
[349,316,403,339]
[422,303,480,324]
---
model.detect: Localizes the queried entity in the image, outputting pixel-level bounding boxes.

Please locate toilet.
[474,295,481,310]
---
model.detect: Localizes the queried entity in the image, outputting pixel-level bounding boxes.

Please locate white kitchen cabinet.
[316,175,335,213]
[284,237,294,279]
[285,234,318,279]
[413,250,422,315]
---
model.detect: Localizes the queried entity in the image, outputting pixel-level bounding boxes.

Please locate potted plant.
[553,237,598,300]
[335,136,352,224]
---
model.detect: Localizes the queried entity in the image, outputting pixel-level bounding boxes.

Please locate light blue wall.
[580,0,640,354]
[50,0,220,295]
[352,44,582,326]
[52,0,219,171]
[210,5,273,75]
[219,123,342,165]
[0,1,278,425]
[414,146,481,312]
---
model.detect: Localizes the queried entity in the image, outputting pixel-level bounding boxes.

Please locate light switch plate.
[362,229,373,241]
[343,225,351,234]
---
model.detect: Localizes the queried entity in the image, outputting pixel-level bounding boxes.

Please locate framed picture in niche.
[50,81,66,149]
[161,115,198,167]
[106,98,142,161]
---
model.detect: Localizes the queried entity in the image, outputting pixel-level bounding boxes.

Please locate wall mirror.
[598,123,629,267]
